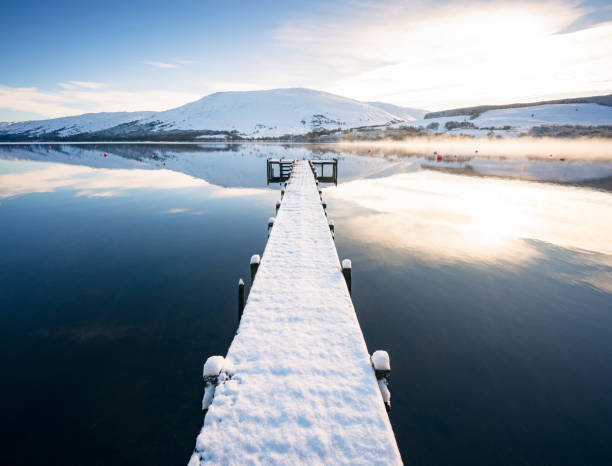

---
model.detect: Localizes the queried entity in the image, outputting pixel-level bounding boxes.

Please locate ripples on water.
[1,143,611,465]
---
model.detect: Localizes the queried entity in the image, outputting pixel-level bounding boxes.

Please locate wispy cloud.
[162,207,190,214]
[57,81,107,90]
[140,60,181,69]
[0,83,202,120]
[273,0,612,109]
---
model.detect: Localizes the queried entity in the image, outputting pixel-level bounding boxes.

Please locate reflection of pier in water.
[267,157,338,184]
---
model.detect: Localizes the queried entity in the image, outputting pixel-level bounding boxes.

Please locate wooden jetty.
[267,157,338,184]
[190,160,401,465]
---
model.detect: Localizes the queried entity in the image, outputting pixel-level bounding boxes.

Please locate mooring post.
[268,216,275,236]
[281,189,285,199]
[250,254,260,285]
[202,355,225,413]
[276,201,281,214]
[328,219,335,238]
[318,189,322,200]
[321,201,327,216]
[342,259,352,295]
[371,350,391,412]
[238,279,245,321]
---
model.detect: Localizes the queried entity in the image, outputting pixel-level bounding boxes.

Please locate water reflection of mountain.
[1,143,611,190]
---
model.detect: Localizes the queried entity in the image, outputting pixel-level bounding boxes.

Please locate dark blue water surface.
[1,143,611,465]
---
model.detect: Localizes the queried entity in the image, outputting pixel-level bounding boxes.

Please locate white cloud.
[140,60,180,68]
[163,207,190,214]
[57,81,107,90]
[0,83,202,119]
[273,0,612,109]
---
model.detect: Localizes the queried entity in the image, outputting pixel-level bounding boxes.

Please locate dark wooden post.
[276,201,281,214]
[372,350,391,412]
[268,217,275,236]
[238,279,245,321]
[250,254,260,285]
[342,259,352,295]
[328,219,335,239]
[321,201,327,216]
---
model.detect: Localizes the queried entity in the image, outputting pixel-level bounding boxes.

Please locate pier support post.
[202,356,225,413]
[322,201,327,216]
[372,350,391,412]
[342,259,352,295]
[238,279,245,321]
[268,217,275,236]
[328,219,335,239]
[281,189,285,199]
[250,254,260,285]
[276,201,281,214]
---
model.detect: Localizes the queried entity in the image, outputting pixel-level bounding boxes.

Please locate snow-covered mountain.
[399,102,612,137]
[0,88,421,140]
[1,88,610,141]
[136,88,410,136]
[366,102,427,121]
[0,111,154,139]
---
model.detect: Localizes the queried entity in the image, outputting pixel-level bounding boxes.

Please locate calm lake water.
[1,143,612,465]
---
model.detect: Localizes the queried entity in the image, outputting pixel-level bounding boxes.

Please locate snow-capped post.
[238,279,245,321]
[318,189,323,200]
[268,217,275,237]
[250,254,260,285]
[371,350,391,412]
[328,219,335,239]
[281,189,285,199]
[202,355,225,413]
[342,259,352,295]
[322,201,327,216]
[276,201,281,214]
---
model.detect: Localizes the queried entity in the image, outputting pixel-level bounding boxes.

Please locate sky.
[1,0,611,121]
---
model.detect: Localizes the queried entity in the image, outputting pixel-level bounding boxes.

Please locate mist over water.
[335,136,612,160]
[1,143,611,465]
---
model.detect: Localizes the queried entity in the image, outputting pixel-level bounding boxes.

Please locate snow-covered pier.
[189,160,401,465]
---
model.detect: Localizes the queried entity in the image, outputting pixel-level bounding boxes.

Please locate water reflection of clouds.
[328,171,612,291]
[0,162,268,200]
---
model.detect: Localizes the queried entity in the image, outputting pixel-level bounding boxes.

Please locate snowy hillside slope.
[399,103,612,137]
[136,88,407,136]
[366,101,428,121]
[0,111,154,138]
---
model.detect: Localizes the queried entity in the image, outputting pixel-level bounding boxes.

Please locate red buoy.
[437,155,442,162]
[104,153,108,157]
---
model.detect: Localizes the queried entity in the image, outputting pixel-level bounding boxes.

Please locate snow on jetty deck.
[190,160,402,465]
